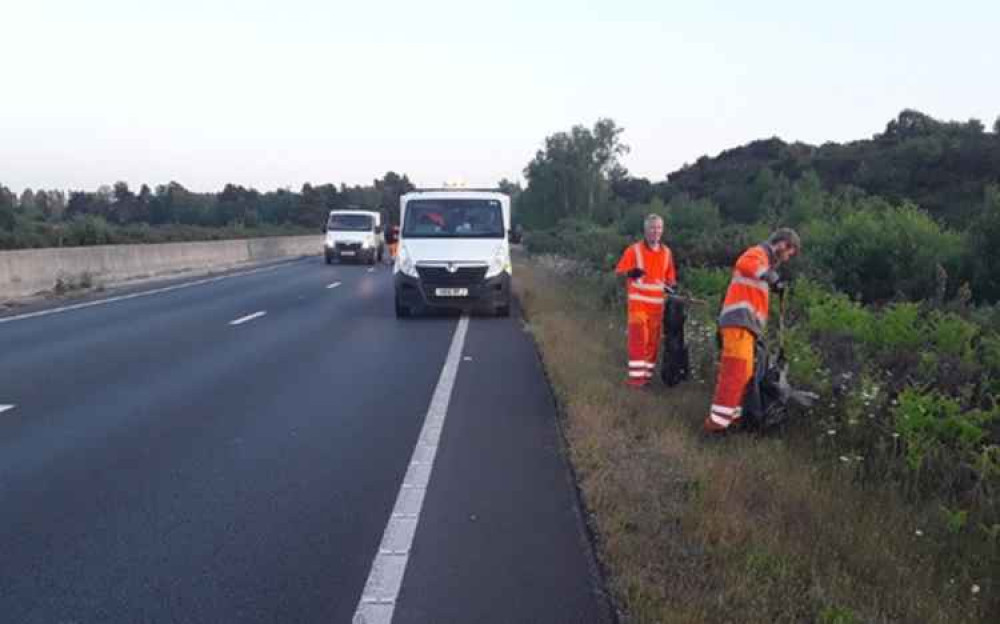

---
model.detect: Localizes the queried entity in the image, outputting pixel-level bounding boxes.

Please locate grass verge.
[513,252,994,624]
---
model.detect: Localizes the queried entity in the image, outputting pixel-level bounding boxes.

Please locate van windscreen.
[403,199,504,238]
[327,214,374,231]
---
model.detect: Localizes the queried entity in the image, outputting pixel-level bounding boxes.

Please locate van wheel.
[495,304,510,318]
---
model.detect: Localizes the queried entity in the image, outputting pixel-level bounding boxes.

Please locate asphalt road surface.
[0,257,614,624]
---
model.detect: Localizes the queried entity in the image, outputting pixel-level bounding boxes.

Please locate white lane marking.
[0,404,15,414]
[353,315,469,624]
[229,311,267,326]
[0,260,303,325]
[367,267,375,273]
[326,282,342,289]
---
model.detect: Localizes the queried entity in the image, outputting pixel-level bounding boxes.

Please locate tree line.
[0,172,416,249]
[516,110,1000,303]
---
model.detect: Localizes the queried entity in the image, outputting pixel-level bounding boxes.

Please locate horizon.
[3,0,998,195]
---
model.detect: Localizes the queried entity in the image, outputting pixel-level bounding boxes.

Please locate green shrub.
[928,311,979,361]
[893,388,996,472]
[862,302,924,355]
[802,291,872,338]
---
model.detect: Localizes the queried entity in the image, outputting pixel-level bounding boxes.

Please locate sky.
[1,0,998,193]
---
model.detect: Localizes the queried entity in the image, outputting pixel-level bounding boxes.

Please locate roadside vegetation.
[514,110,1000,622]
[0,172,420,250]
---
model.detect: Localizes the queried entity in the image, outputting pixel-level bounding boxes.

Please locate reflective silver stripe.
[644,362,656,369]
[709,412,732,427]
[720,301,767,322]
[628,294,666,305]
[628,360,647,367]
[720,301,755,316]
[711,404,738,416]
[633,282,665,292]
[628,371,647,378]
[731,275,768,292]
[633,243,644,271]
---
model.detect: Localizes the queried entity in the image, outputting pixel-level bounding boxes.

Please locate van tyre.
[495,304,510,318]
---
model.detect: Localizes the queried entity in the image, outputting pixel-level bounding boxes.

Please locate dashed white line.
[367,267,375,273]
[326,282,342,289]
[0,404,15,414]
[352,315,469,624]
[0,260,303,325]
[229,311,267,326]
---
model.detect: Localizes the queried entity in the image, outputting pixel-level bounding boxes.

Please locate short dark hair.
[767,227,801,250]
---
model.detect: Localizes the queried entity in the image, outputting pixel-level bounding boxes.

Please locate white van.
[323,209,385,265]
[393,189,512,317]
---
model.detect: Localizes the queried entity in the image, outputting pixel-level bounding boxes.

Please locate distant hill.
[658,110,1000,226]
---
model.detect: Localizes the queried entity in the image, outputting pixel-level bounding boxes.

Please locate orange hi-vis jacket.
[718,243,779,337]
[616,242,677,311]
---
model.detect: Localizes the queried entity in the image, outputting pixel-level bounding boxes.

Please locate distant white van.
[323,209,385,265]
[393,189,511,317]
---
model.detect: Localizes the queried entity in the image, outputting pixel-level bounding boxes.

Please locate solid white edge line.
[0,404,15,414]
[326,282,342,289]
[229,311,267,326]
[0,260,305,325]
[352,315,469,624]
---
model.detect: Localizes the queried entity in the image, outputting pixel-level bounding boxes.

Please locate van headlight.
[396,246,418,277]
[486,246,511,278]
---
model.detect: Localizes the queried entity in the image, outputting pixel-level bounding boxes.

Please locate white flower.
[971,584,980,594]
[827,429,837,436]
[839,455,850,463]
[915,529,924,536]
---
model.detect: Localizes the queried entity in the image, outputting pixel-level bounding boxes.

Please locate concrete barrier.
[0,235,320,302]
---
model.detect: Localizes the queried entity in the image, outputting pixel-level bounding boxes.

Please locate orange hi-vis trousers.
[627,307,662,386]
[705,327,755,431]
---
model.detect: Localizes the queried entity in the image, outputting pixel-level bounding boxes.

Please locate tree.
[375,171,415,224]
[0,184,16,232]
[520,118,629,228]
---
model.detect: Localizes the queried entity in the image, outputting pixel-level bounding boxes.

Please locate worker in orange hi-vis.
[705,228,801,434]
[615,214,677,387]
[386,224,400,261]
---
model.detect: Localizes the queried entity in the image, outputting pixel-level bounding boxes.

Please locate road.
[0,258,614,624]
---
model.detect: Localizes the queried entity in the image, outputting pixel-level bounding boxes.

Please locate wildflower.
[971,584,980,594]
[827,429,837,436]
[915,529,924,536]
[839,456,850,463]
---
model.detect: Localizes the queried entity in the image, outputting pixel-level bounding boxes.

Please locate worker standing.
[386,223,400,262]
[705,228,800,433]
[615,214,677,387]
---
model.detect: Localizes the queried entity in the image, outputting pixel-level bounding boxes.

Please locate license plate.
[341,250,355,256]
[435,287,468,297]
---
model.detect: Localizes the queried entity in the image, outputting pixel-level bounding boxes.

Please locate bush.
[893,388,996,472]
[804,200,963,303]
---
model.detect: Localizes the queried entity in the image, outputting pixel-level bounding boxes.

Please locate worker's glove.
[664,284,677,296]
[626,268,645,280]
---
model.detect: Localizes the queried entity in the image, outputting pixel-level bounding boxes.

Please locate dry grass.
[514,254,994,624]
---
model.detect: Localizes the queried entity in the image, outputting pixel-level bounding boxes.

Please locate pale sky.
[2,0,998,193]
